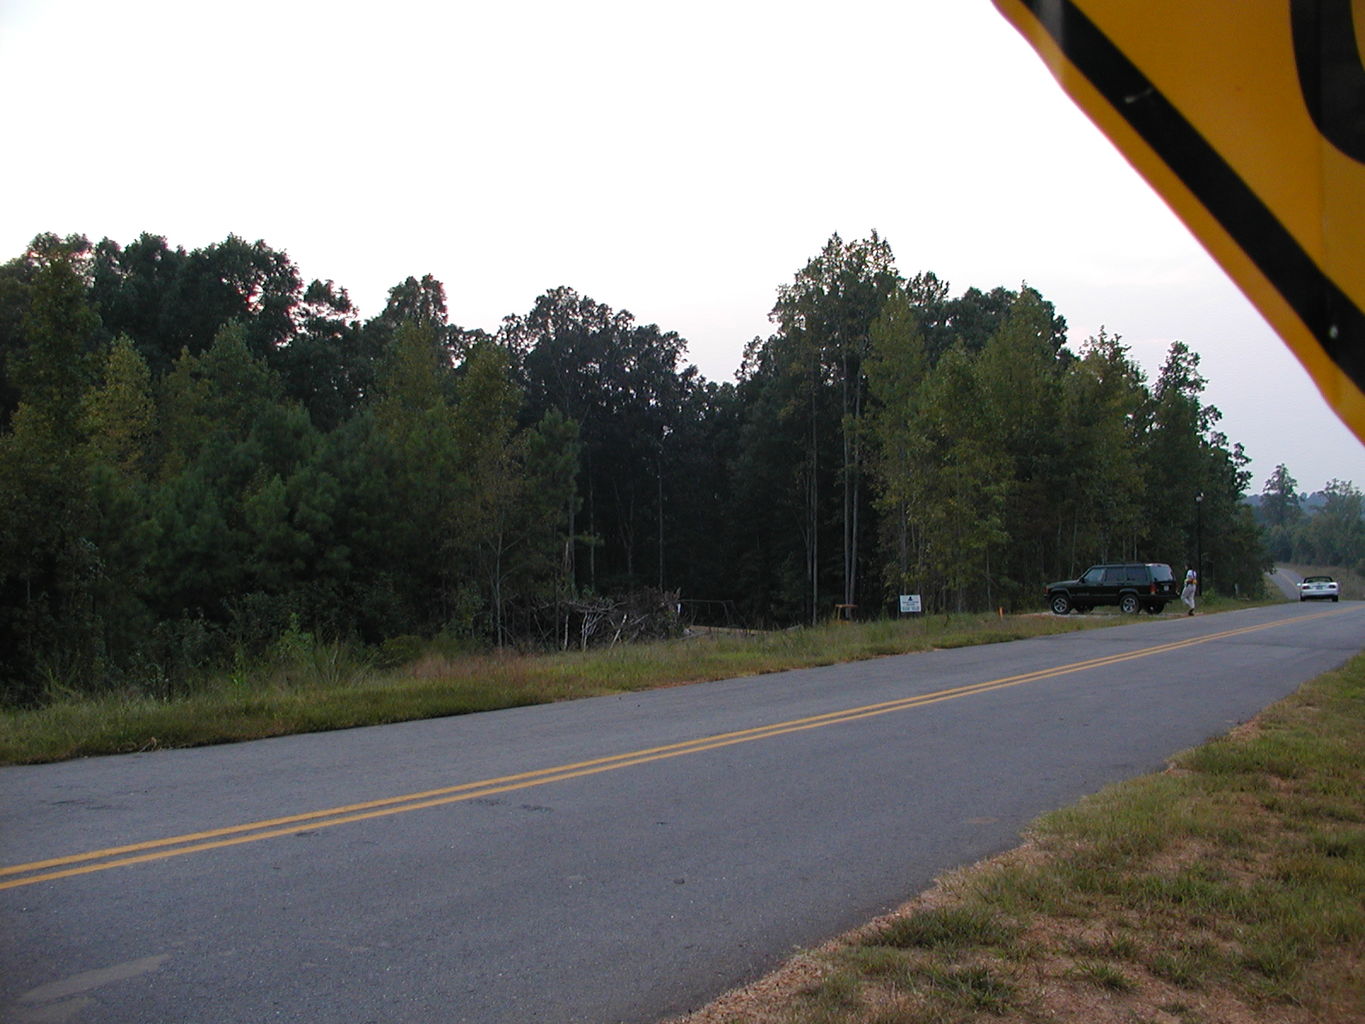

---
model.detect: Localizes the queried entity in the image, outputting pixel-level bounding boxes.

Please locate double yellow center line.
[4,607,1356,891]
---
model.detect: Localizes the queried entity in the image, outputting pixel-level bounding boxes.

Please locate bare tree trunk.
[897,499,909,588]
[657,441,664,590]
[491,538,504,648]
[614,477,635,583]
[842,353,853,611]
[587,476,597,591]
[800,355,820,625]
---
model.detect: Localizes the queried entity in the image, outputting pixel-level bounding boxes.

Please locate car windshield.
[1304,576,1334,583]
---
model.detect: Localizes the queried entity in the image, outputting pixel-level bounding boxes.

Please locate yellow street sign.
[993,0,1365,444]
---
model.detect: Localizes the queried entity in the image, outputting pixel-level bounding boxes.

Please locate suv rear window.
[1150,564,1174,582]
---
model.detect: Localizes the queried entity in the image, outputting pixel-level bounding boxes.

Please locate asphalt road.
[3,603,1362,1024]
[1268,565,1306,600]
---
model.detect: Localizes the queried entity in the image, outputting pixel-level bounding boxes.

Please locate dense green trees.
[1256,469,1365,570]
[749,241,1270,618]
[503,286,698,595]
[733,234,902,622]
[0,236,585,701]
[0,227,1336,705]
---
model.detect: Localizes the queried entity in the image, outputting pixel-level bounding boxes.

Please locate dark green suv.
[1045,562,1178,615]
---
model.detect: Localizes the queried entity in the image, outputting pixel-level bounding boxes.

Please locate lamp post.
[1195,492,1204,596]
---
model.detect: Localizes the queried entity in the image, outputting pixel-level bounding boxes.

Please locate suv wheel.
[1119,593,1140,614]
[1049,594,1071,615]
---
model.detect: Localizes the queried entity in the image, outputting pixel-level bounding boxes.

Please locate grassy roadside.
[0,607,1183,767]
[0,596,1282,769]
[671,652,1365,1024]
[2,594,1284,767]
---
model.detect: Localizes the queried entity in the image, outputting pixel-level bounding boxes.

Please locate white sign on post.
[899,594,922,614]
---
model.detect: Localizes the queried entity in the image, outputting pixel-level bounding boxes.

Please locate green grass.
[869,906,1017,951]
[1068,960,1137,992]
[1,610,1131,766]
[677,652,1365,1024]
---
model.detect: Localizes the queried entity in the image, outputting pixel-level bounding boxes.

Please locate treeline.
[1,231,1271,703]
[1256,467,1365,570]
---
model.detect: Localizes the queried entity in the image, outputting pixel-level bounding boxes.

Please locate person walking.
[1181,567,1198,615]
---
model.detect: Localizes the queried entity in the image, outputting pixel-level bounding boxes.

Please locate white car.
[1298,575,1340,602]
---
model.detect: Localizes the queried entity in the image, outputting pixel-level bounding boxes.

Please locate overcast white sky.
[2,0,1362,494]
